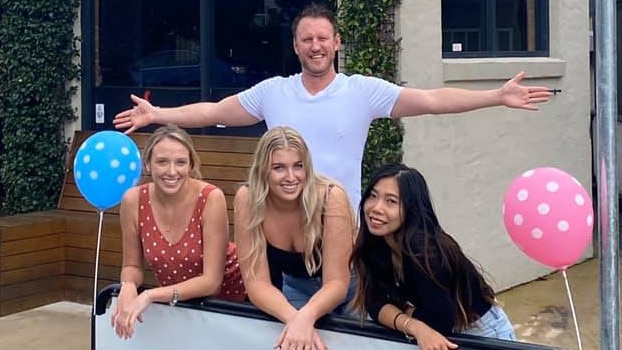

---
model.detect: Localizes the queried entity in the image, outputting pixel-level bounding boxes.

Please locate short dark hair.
[291,2,338,38]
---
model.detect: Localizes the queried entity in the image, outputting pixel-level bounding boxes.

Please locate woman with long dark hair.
[350,163,515,350]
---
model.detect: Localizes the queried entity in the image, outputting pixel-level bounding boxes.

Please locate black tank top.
[266,184,334,290]
[267,243,321,290]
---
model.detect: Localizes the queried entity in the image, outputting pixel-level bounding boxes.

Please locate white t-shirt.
[238,73,402,210]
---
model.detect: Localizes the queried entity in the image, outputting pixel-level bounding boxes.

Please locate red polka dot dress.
[138,183,246,302]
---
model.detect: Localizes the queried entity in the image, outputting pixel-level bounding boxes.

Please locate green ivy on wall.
[0,0,80,215]
[335,0,404,192]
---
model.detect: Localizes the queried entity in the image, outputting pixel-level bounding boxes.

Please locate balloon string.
[92,210,104,316]
[562,269,583,350]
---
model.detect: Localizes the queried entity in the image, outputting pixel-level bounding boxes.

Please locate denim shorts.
[282,273,357,317]
[458,305,516,340]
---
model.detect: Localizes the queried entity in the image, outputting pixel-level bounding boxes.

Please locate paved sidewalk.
[498,258,617,349]
[0,302,91,350]
[0,258,617,350]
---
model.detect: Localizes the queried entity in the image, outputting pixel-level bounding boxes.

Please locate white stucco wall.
[397,2,592,291]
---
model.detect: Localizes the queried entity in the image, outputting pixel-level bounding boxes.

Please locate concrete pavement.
[0,302,91,350]
[498,258,618,349]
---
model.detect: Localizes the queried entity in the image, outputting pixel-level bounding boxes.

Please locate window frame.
[442,0,550,58]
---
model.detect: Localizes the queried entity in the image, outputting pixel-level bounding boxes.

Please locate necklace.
[165,225,171,234]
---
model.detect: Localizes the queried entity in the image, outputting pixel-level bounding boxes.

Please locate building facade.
[71,1,593,291]
[398,1,591,290]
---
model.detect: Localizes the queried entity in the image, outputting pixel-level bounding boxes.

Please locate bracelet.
[392,312,405,330]
[169,287,179,307]
[402,317,415,341]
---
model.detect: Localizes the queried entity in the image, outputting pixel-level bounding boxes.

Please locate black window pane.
[97,0,200,87]
[496,0,527,51]
[96,0,331,89]
[442,0,548,57]
[212,0,332,88]
[441,0,485,53]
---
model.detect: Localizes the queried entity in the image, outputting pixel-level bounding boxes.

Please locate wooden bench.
[0,130,258,316]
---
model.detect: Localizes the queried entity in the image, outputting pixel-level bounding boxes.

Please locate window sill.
[442,57,566,82]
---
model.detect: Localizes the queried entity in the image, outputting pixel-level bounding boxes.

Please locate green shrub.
[0,0,79,214]
[335,0,404,192]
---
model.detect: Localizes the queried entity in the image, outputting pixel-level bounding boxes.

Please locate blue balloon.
[73,131,142,211]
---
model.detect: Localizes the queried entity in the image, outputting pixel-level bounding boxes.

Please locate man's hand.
[499,71,553,111]
[113,94,158,134]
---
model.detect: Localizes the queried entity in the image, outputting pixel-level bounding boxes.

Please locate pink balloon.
[502,167,594,270]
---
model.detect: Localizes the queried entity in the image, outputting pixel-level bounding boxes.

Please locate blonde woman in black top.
[234,126,356,350]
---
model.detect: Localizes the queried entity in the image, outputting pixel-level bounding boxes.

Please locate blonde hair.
[143,124,202,179]
[243,126,328,278]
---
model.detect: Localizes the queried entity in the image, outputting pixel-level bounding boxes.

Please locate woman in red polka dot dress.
[112,125,245,339]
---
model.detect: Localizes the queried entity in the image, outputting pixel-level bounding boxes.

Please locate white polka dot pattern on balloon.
[72,131,142,210]
[522,169,535,177]
[557,220,569,232]
[531,228,543,239]
[546,181,559,192]
[117,174,126,184]
[503,167,594,269]
[575,194,585,206]
[537,203,550,215]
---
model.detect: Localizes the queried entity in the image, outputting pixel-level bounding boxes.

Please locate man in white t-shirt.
[114,3,552,211]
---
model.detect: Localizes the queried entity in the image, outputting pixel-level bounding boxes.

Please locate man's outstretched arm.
[113,94,259,134]
[390,71,553,118]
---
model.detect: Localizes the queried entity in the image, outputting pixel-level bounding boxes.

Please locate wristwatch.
[169,288,179,307]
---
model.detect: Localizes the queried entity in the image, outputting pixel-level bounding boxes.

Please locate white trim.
[442,58,566,82]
